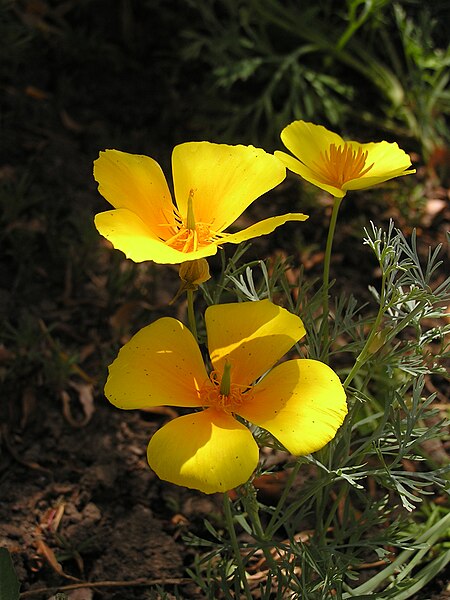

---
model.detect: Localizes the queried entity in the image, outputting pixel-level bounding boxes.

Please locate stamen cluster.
[164,191,220,252]
[200,370,250,414]
[312,143,374,187]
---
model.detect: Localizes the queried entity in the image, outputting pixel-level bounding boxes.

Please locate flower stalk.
[223,493,252,599]
[321,195,343,361]
[186,289,198,342]
[240,483,280,572]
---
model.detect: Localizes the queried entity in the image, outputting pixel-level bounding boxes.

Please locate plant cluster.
[178,0,450,156]
[86,122,448,598]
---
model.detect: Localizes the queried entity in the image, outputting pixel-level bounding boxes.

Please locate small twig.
[353,559,391,570]
[19,577,192,597]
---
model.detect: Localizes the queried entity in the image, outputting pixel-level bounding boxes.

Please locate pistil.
[219,361,232,396]
[186,189,196,231]
[162,190,221,253]
[200,364,250,414]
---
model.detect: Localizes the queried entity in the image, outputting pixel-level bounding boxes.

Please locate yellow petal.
[222,213,309,245]
[359,141,414,175]
[280,121,344,169]
[105,317,208,409]
[275,151,346,198]
[95,208,219,263]
[172,142,286,232]
[94,150,176,234]
[147,408,259,493]
[206,300,306,387]
[239,359,347,455]
[343,141,415,191]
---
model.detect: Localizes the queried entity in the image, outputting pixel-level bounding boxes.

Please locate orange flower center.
[312,143,374,188]
[165,222,215,253]
[162,189,222,253]
[200,368,252,415]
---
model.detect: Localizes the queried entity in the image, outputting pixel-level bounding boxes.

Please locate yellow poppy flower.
[275,120,415,198]
[105,300,347,494]
[94,142,308,264]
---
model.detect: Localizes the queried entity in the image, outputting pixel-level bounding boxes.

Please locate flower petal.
[279,121,344,169]
[343,141,415,191]
[172,142,286,232]
[222,213,309,245]
[274,151,346,197]
[95,208,220,263]
[105,317,208,409]
[343,170,416,192]
[94,150,176,234]
[205,300,306,387]
[239,359,347,455]
[147,408,259,493]
[359,141,414,175]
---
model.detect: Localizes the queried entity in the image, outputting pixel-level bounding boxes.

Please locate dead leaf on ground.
[109,300,151,333]
[40,501,65,533]
[0,424,52,474]
[0,344,15,362]
[36,539,81,582]
[61,382,95,427]
[60,109,84,132]
[20,387,37,429]
[67,589,93,600]
[25,85,51,100]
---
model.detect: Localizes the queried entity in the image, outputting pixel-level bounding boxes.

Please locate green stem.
[266,461,302,537]
[241,488,279,572]
[343,296,427,390]
[186,289,198,342]
[321,196,343,362]
[343,300,385,390]
[223,493,252,599]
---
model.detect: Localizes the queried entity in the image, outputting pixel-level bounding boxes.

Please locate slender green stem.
[240,487,279,572]
[321,196,343,362]
[186,289,198,342]
[343,294,427,390]
[222,493,252,599]
[342,265,388,390]
[343,301,385,390]
[266,461,302,537]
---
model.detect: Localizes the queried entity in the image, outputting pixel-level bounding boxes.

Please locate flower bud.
[179,259,211,288]
[367,330,387,355]
[171,259,211,304]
